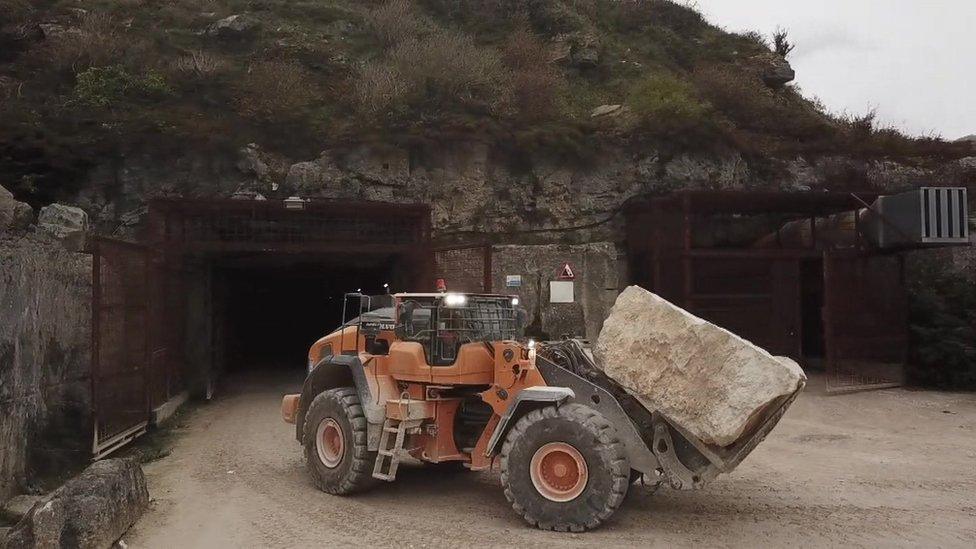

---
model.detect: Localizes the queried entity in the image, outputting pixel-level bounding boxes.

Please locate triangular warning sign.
[558,263,575,280]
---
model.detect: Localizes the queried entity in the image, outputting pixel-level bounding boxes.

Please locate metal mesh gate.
[433,245,492,293]
[824,251,908,392]
[91,238,151,458]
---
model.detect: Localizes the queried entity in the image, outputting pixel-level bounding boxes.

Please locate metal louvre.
[91,237,152,458]
[921,187,969,243]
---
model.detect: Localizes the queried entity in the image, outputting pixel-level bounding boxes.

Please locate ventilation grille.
[921,187,969,242]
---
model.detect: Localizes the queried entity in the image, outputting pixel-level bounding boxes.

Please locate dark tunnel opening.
[213,253,401,374]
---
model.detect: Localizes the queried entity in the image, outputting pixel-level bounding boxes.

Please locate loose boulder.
[37,203,88,239]
[2,459,149,549]
[594,286,806,447]
[760,55,796,88]
[206,14,260,39]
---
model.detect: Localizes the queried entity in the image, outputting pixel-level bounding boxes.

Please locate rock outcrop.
[0,185,32,233]
[3,459,148,549]
[594,286,806,447]
[37,203,87,239]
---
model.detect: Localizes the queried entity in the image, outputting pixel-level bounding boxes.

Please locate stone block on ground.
[1,495,43,523]
[3,459,149,549]
[594,286,806,447]
[37,203,88,239]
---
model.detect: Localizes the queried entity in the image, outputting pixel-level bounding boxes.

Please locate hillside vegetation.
[0,0,970,204]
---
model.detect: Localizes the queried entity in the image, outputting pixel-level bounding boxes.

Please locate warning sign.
[558,263,575,280]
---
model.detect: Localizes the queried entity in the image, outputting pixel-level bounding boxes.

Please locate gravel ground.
[124,371,976,548]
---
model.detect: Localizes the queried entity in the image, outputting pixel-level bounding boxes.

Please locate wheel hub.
[316,418,344,468]
[529,442,588,502]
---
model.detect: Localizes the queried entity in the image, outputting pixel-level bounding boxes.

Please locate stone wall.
[490,242,621,341]
[0,234,91,500]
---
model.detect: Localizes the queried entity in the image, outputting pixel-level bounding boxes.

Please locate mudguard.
[484,386,575,456]
[294,354,384,445]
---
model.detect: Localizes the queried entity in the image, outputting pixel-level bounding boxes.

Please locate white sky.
[692,0,976,139]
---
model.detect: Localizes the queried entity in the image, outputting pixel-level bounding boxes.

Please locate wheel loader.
[281,290,802,532]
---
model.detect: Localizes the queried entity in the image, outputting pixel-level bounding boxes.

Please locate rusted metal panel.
[433,244,492,293]
[91,237,152,458]
[150,199,430,253]
[824,251,907,392]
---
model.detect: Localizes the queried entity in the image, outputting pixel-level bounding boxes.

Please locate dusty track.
[125,371,976,548]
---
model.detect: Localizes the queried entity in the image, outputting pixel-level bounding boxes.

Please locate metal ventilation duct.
[861,187,970,249]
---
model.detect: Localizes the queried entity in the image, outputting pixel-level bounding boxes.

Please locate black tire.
[499,403,630,532]
[302,387,376,495]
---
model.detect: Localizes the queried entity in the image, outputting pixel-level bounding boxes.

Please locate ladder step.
[378,450,394,457]
[384,427,400,433]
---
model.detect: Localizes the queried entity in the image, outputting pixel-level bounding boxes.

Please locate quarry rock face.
[594,286,806,447]
[3,459,148,549]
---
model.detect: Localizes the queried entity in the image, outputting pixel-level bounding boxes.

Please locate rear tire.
[303,388,376,495]
[500,403,630,532]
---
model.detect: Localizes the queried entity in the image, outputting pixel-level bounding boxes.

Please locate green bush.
[627,73,717,147]
[907,259,976,389]
[74,65,172,107]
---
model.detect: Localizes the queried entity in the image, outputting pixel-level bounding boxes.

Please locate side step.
[372,418,421,481]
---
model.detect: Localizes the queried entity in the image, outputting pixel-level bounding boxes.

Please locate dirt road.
[125,371,976,548]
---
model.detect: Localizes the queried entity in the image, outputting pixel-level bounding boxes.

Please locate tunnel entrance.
[90,198,434,456]
[215,252,399,375]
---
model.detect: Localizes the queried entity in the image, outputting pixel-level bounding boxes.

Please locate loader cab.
[393,292,526,366]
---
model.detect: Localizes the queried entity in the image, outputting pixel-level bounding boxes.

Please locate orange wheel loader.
[281,291,802,532]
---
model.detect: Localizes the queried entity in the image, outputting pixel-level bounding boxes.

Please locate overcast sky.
[693,0,976,140]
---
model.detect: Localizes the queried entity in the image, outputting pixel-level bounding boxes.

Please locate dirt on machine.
[281,286,805,532]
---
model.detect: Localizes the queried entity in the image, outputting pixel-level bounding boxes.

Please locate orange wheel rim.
[529,442,588,502]
[316,418,344,468]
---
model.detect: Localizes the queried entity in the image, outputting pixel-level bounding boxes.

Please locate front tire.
[303,388,376,495]
[500,403,630,532]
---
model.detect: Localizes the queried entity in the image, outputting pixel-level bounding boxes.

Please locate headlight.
[527,339,536,350]
[444,293,467,307]
[511,297,520,306]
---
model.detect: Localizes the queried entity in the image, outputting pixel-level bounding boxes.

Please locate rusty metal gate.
[433,244,492,293]
[824,251,908,392]
[91,237,152,458]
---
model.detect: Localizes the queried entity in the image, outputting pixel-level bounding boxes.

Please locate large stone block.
[594,286,806,447]
[2,459,148,549]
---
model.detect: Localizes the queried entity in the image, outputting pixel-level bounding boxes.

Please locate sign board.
[550,280,574,303]
[557,263,576,280]
[506,275,522,288]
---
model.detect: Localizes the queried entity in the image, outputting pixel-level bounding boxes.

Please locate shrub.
[44,13,125,72]
[74,65,172,107]
[171,50,230,80]
[501,25,564,121]
[368,0,430,46]
[356,29,509,120]
[627,73,716,147]
[693,65,837,149]
[907,259,976,389]
[234,61,315,121]
[772,27,795,57]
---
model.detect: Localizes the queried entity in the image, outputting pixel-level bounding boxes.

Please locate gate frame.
[90,236,153,459]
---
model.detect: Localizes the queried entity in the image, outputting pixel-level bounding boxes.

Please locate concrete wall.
[491,242,622,341]
[0,235,91,500]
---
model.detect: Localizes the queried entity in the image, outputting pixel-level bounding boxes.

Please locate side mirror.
[366,337,390,355]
